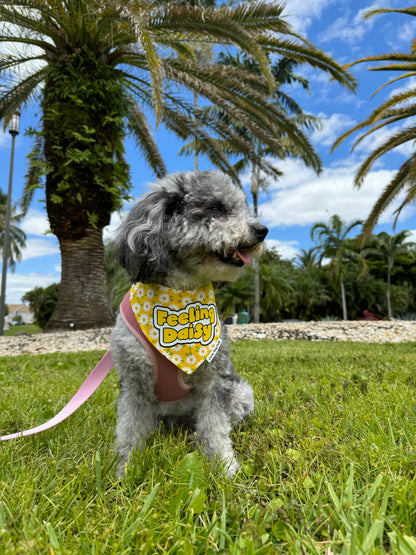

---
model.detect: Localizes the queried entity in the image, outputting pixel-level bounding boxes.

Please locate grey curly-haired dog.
[111,170,268,477]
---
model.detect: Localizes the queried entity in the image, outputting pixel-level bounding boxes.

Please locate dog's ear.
[114,190,181,283]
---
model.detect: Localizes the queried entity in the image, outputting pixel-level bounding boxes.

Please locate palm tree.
[332,6,416,239]
[295,248,320,269]
[363,230,415,319]
[311,215,363,320]
[0,191,26,270]
[0,0,356,330]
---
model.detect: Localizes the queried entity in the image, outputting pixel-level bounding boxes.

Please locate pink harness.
[119,292,192,403]
[0,291,193,441]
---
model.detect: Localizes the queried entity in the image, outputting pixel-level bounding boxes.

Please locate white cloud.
[317,0,398,47]
[20,238,59,261]
[258,158,411,228]
[5,272,59,304]
[282,0,336,35]
[266,238,300,260]
[407,229,416,243]
[20,209,51,236]
[311,112,357,148]
[103,211,124,243]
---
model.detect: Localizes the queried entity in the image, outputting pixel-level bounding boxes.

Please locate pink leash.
[0,350,114,441]
[0,291,192,442]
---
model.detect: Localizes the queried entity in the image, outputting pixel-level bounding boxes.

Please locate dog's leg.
[229,378,254,426]
[115,378,158,476]
[193,380,242,478]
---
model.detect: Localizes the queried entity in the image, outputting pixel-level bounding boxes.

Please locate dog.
[110,170,268,477]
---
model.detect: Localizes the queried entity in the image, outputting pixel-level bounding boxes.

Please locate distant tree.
[295,248,320,269]
[22,283,60,329]
[363,230,415,319]
[0,191,26,270]
[311,215,363,320]
[292,267,330,320]
[215,278,253,320]
[333,6,416,238]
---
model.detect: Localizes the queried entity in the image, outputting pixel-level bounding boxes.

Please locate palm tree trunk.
[251,163,261,323]
[386,258,393,320]
[45,228,113,330]
[340,279,348,321]
[194,91,199,171]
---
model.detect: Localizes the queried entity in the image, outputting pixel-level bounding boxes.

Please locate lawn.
[4,324,42,336]
[1,340,416,553]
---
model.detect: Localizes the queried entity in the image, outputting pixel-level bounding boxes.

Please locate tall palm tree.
[0,191,26,270]
[311,214,363,320]
[0,0,356,330]
[333,6,416,239]
[363,230,415,319]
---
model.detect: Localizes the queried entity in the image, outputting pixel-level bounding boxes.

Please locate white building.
[6,304,34,326]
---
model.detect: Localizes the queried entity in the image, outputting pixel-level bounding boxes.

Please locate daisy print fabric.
[130,282,222,374]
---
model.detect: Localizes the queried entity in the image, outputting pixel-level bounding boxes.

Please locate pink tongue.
[236,250,251,264]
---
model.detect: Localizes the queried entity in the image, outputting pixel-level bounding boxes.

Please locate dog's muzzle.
[251,223,268,242]
[220,223,269,267]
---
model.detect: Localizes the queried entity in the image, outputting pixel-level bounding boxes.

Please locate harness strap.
[119,292,193,403]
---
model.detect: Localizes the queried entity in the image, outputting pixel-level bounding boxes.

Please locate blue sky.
[1,0,416,304]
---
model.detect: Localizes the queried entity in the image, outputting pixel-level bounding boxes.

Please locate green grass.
[4,323,42,336]
[1,340,416,553]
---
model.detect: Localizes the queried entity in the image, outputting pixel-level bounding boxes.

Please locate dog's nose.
[253,223,268,241]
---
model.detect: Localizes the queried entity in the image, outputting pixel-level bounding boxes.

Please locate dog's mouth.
[219,248,252,267]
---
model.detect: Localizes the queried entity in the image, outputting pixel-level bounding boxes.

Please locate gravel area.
[0,320,415,357]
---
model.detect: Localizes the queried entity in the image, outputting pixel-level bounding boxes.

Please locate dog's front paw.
[225,458,240,479]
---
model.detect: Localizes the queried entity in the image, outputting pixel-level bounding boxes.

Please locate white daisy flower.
[171,354,182,365]
[197,292,206,302]
[149,328,159,340]
[172,344,182,352]
[139,314,149,325]
[182,367,193,374]
[158,293,170,304]
[170,304,179,311]
[142,301,152,312]
[136,286,144,297]
[186,355,197,365]
[208,289,214,299]
[199,346,208,357]
[132,303,141,314]
[181,297,192,306]
[147,288,155,298]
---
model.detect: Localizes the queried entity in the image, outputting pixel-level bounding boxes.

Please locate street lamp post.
[0,111,20,335]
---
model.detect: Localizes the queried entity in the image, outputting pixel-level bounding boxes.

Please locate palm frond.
[355,126,416,186]
[363,7,416,19]
[126,103,166,178]
[361,156,416,239]
[258,36,357,92]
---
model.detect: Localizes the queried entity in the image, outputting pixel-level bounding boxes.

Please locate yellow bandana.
[130,282,222,374]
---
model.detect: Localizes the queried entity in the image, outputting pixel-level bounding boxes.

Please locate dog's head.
[114,171,268,289]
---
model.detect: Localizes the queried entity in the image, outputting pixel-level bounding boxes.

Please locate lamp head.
[8,111,20,136]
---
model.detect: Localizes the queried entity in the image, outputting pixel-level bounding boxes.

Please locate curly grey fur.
[111,170,268,478]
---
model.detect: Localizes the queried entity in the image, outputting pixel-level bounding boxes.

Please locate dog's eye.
[208,202,227,215]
